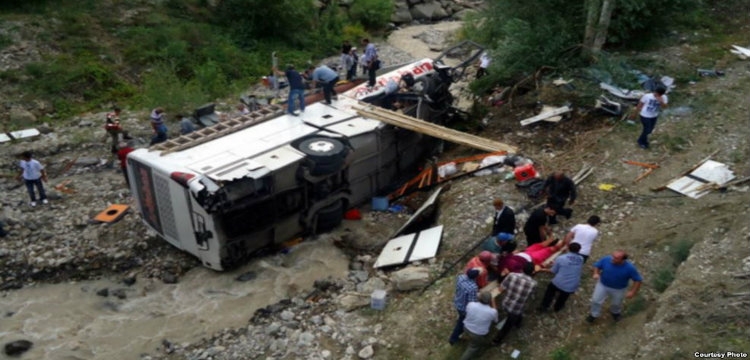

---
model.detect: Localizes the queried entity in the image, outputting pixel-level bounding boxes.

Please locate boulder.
[9,107,36,124]
[4,340,33,356]
[410,2,449,20]
[161,271,178,284]
[338,294,370,311]
[358,345,374,359]
[391,7,413,23]
[390,266,430,291]
[356,277,387,294]
[452,9,478,20]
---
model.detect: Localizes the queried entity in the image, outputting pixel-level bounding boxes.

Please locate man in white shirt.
[635,86,668,149]
[563,215,601,263]
[460,291,498,360]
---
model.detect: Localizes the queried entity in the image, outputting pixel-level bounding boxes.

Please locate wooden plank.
[355,106,518,153]
[519,106,571,126]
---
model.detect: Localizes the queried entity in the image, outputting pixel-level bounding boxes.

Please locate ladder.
[150,105,285,155]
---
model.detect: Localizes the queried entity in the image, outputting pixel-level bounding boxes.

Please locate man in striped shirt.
[449,268,480,345]
[493,261,537,344]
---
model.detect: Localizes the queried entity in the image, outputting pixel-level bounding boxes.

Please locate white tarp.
[374,225,444,269]
[0,128,41,143]
[667,160,735,199]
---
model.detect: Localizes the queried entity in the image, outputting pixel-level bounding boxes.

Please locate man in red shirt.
[117,142,135,188]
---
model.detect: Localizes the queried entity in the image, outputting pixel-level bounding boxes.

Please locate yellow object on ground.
[598,183,617,191]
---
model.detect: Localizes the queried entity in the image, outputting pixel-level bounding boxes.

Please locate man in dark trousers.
[449,268,480,345]
[491,198,516,238]
[538,242,585,312]
[307,65,339,105]
[544,171,577,222]
[482,198,517,253]
[492,261,537,345]
[523,206,556,246]
[362,38,378,87]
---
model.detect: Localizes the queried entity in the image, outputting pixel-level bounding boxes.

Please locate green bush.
[653,267,676,293]
[139,63,206,114]
[350,0,393,30]
[550,347,574,360]
[671,239,694,265]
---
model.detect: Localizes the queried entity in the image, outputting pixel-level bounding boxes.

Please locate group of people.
[451,190,642,359]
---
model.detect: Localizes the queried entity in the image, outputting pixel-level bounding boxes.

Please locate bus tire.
[316,200,344,232]
[297,137,347,175]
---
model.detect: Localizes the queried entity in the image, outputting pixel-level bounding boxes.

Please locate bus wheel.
[297,137,346,175]
[316,200,344,232]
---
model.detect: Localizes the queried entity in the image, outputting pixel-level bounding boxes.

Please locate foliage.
[624,293,647,316]
[214,0,317,48]
[653,266,676,293]
[138,63,206,114]
[550,346,574,360]
[463,0,706,93]
[670,239,693,265]
[0,34,12,50]
[350,0,394,30]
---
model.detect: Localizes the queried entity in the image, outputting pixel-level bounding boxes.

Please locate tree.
[584,0,616,57]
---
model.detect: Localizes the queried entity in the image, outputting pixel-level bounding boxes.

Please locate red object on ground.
[514,163,537,182]
[344,208,362,220]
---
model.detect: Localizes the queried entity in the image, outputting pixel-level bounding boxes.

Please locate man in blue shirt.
[539,242,584,312]
[307,65,339,105]
[275,65,306,115]
[449,268,480,345]
[361,38,378,87]
[587,250,643,323]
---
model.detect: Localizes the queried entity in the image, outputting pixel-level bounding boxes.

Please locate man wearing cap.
[307,65,339,105]
[493,262,537,345]
[449,268,480,345]
[460,291,498,360]
[587,250,643,323]
[538,242,585,312]
[464,251,494,288]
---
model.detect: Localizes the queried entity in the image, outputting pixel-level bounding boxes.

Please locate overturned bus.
[126,42,485,270]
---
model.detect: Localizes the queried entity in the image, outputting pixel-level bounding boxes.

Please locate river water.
[0,240,349,360]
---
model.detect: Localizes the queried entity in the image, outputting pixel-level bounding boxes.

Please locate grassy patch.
[624,293,647,316]
[660,134,689,153]
[670,239,693,265]
[550,346,574,360]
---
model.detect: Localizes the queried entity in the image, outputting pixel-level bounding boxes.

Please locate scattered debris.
[374,225,443,269]
[0,128,40,143]
[666,160,736,198]
[697,69,725,77]
[392,187,443,238]
[598,183,617,191]
[519,105,571,126]
[93,204,130,223]
[54,179,76,194]
[624,160,660,183]
[595,95,623,116]
[600,82,645,101]
[730,45,750,60]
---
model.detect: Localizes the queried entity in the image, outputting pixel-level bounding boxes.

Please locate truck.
[126,42,485,270]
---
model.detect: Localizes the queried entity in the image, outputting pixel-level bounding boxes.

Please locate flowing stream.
[0,240,349,360]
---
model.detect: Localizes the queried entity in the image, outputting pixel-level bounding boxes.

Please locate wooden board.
[731,45,750,57]
[355,105,518,153]
[519,106,570,126]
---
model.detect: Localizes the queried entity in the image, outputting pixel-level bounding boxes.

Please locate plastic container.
[371,197,389,211]
[514,163,537,182]
[371,289,387,310]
